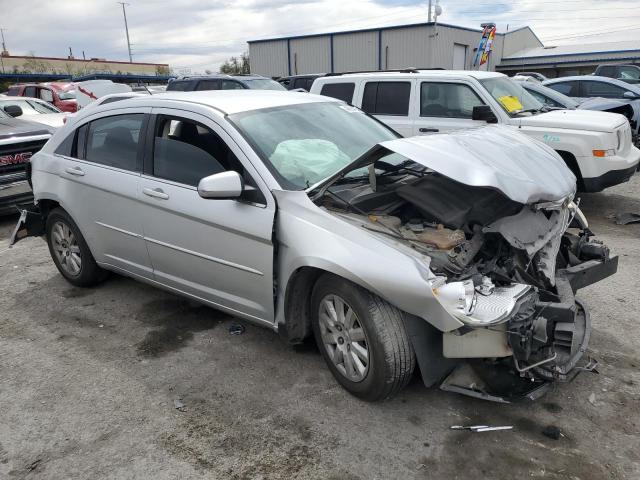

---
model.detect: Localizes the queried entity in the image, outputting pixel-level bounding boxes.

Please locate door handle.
[65,166,85,176]
[143,187,169,200]
[419,128,439,133]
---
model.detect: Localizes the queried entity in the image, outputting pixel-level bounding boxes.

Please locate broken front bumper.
[407,246,617,403]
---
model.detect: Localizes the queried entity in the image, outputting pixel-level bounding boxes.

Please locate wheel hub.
[318,294,370,383]
[51,221,82,277]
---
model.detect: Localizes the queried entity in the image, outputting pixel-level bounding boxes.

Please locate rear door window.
[362,82,411,116]
[583,81,629,98]
[196,80,221,91]
[221,80,245,90]
[320,82,355,103]
[546,81,580,97]
[24,86,37,97]
[420,82,484,118]
[6,86,20,96]
[166,80,193,91]
[39,88,54,102]
[85,114,145,171]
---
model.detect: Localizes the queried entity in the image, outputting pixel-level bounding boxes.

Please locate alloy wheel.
[318,294,370,382]
[51,221,82,276]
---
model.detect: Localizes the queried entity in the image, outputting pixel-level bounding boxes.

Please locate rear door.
[52,108,153,278]
[413,81,488,134]
[359,80,414,136]
[138,108,276,323]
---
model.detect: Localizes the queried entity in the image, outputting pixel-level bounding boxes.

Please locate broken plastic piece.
[228,323,245,335]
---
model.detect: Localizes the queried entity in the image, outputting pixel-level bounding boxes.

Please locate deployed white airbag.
[269,139,352,187]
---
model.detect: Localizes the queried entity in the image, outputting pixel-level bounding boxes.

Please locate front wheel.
[311,274,415,401]
[46,208,108,287]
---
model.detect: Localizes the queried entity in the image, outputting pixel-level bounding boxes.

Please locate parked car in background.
[13,91,617,403]
[0,96,67,128]
[73,80,133,110]
[0,110,53,215]
[516,79,638,143]
[312,70,640,192]
[277,74,324,91]
[167,74,286,92]
[6,82,78,113]
[543,75,640,102]
[594,64,640,85]
[515,71,548,82]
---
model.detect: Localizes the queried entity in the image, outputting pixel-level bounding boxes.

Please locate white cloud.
[3,0,639,73]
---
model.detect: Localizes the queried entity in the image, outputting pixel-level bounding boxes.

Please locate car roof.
[81,90,340,116]
[318,70,504,80]
[543,75,640,90]
[173,75,268,81]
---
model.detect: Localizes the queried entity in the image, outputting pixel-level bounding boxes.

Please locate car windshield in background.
[480,77,543,116]
[57,90,76,100]
[230,102,398,189]
[242,79,287,90]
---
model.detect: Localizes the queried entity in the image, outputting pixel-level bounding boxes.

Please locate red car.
[6,82,78,113]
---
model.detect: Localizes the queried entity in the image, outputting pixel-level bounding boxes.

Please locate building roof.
[504,40,640,61]
[0,54,168,67]
[248,21,524,44]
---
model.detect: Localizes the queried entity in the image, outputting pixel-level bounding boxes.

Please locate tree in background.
[156,65,171,76]
[219,52,249,74]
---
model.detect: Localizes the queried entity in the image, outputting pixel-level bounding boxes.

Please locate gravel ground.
[0,176,639,480]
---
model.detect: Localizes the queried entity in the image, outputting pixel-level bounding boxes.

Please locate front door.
[413,81,488,135]
[53,108,153,278]
[138,109,276,323]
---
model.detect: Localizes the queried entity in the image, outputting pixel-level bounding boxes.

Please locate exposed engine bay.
[313,141,618,402]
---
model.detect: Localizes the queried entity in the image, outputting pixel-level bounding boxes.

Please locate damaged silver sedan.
[14,91,617,402]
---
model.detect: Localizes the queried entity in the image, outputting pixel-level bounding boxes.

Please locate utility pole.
[0,27,7,74]
[117,2,133,63]
[428,0,432,22]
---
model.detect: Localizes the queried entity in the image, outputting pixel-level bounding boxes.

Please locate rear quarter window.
[319,82,355,103]
[362,82,411,116]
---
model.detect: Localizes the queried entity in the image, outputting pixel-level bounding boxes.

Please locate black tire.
[311,274,415,401]
[46,208,108,287]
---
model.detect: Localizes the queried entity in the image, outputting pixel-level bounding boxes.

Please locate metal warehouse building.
[496,40,640,78]
[248,22,543,78]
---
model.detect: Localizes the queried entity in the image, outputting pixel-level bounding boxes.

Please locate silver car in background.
[14,91,617,402]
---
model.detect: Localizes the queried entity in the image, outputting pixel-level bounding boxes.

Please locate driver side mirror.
[472,105,498,123]
[197,171,244,199]
[623,91,639,100]
[4,105,23,117]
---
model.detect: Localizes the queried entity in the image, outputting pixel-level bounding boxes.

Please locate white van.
[311,70,640,192]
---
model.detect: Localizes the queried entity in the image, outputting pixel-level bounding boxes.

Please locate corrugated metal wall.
[249,40,288,78]
[333,31,378,72]
[248,24,528,77]
[290,37,331,75]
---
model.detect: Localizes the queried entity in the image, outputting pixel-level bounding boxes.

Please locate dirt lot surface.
[1,177,639,480]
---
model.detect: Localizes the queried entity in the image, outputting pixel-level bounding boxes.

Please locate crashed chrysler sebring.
[14,91,618,402]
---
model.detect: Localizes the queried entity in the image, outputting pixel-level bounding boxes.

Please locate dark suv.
[0,110,53,215]
[166,75,286,92]
[594,64,640,85]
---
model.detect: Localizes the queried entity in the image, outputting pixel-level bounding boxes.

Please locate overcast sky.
[2,0,640,73]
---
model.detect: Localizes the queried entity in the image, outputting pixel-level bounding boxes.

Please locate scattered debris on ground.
[228,323,245,335]
[542,425,562,440]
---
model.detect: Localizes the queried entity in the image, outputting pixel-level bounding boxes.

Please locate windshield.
[230,102,398,189]
[242,79,287,91]
[480,77,543,116]
[57,90,76,100]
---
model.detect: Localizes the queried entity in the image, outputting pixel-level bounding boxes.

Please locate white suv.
[311,70,640,192]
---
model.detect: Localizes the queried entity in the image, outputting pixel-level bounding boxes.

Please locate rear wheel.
[311,274,415,401]
[46,208,108,287]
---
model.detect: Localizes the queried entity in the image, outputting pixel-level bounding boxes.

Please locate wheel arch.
[555,150,586,191]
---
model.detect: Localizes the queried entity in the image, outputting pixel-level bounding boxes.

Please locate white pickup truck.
[311,70,640,192]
